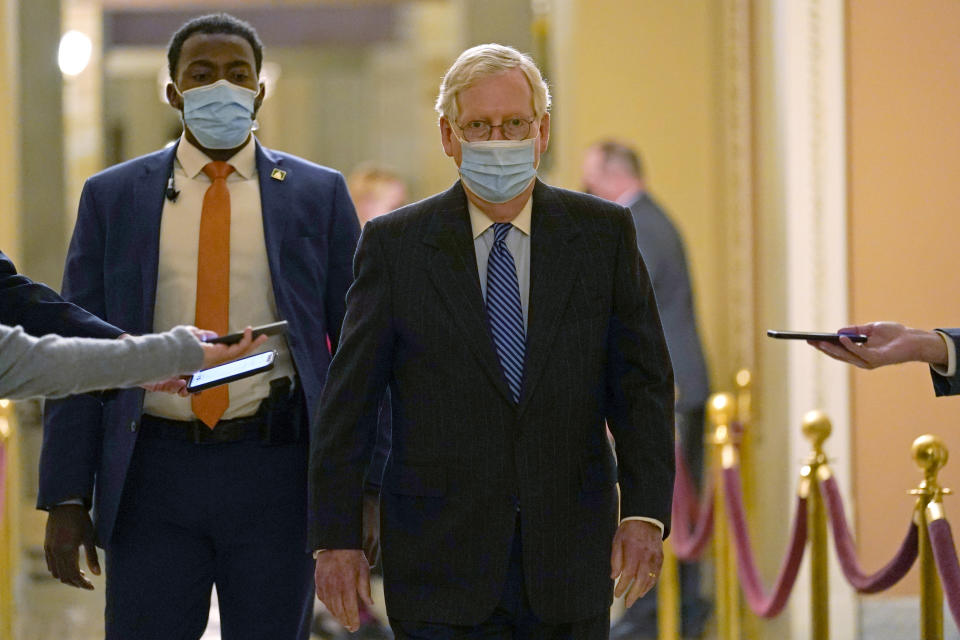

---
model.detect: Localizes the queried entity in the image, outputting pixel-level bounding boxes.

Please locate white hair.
[435,43,551,123]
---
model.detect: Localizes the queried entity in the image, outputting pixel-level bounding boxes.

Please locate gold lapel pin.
[270,168,287,181]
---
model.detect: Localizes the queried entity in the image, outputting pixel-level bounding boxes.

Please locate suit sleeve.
[0,250,122,339]
[323,174,361,352]
[604,209,676,536]
[309,221,394,551]
[320,173,391,491]
[931,328,960,396]
[38,181,111,509]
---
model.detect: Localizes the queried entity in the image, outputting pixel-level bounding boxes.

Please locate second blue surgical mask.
[179,79,258,150]
[458,137,538,204]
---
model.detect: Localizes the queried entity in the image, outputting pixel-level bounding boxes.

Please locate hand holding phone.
[767,330,868,344]
[203,320,288,345]
[187,350,277,393]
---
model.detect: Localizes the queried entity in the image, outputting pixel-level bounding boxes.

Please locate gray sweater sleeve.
[0,324,205,400]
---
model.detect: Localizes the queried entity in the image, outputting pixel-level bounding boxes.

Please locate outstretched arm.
[808,322,948,369]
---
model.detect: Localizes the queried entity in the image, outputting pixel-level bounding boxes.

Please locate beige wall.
[0,0,18,258]
[849,0,960,595]
[550,0,730,389]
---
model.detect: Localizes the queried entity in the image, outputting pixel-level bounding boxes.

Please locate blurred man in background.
[583,140,711,639]
[348,164,409,228]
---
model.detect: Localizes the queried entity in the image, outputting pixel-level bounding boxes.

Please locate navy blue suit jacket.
[0,250,122,339]
[931,328,960,396]
[39,142,361,546]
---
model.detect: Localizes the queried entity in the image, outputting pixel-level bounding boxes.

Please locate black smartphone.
[186,350,277,393]
[203,320,288,345]
[766,330,868,344]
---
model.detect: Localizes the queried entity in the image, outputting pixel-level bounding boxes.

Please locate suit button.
[130,420,138,432]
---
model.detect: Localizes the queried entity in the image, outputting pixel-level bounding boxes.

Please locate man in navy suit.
[810,322,960,395]
[39,14,361,639]
[0,250,122,339]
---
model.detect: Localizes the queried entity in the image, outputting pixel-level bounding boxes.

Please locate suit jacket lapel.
[255,143,290,311]
[422,182,516,405]
[132,145,176,333]
[518,181,582,415]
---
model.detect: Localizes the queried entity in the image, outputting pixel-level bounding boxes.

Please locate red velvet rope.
[671,441,714,559]
[722,467,808,617]
[819,475,918,592]
[927,518,960,628]
[670,471,715,561]
[674,441,699,523]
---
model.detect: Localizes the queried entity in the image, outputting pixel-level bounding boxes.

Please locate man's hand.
[361,493,381,567]
[314,550,373,632]
[140,376,189,395]
[808,322,947,370]
[611,520,663,608]
[194,326,268,369]
[139,327,268,396]
[44,504,100,590]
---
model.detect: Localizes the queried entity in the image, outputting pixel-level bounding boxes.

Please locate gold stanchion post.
[657,538,680,640]
[911,435,950,640]
[0,399,15,640]
[709,392,740,640]
[800,410,831,640]
[734,369,762,639]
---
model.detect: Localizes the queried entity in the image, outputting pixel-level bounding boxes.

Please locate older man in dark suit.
[311,44,675,639]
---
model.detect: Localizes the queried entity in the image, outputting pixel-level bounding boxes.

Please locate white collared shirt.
[143,134,295,421]
[469,198,532,329]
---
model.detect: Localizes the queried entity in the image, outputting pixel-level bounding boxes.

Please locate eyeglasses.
[455,117,537,142]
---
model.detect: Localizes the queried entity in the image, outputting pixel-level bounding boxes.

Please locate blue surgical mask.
[458,137,538,204]
[178,79,258,150]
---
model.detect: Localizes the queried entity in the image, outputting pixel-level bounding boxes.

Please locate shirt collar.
[616,188,645,207]
[176,133,257,180]
[468,197,533,239]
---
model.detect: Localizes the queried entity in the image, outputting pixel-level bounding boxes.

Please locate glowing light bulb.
[59,30,92,77]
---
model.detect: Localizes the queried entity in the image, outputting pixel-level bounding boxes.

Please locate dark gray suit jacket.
[628,194,709,413]
[309,181,674,625]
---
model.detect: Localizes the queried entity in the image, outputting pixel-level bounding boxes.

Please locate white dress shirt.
[143,135,295,421]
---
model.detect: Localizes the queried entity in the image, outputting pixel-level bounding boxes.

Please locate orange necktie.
[192,161,234,428]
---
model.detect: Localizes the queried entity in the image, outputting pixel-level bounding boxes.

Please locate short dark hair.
[596,140,644,180]
[167,13,264,80]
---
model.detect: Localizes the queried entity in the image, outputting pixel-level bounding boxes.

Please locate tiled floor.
[9,543,959,640]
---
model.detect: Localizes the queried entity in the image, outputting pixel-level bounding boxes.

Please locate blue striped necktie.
[485,222,526,403]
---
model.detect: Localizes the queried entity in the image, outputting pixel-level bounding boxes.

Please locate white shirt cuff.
[56,499,85,506]
[621,516,665,539]
[932,331,956,377]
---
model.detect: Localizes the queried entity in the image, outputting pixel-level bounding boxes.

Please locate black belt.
[140,377,304,445]
[140,413,265,444]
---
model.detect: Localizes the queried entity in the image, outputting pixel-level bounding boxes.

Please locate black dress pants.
[390,522,610,640]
